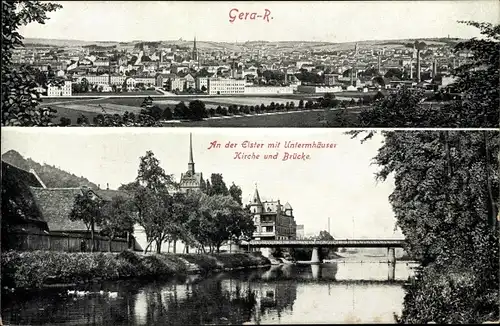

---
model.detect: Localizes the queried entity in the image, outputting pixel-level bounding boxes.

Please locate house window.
[265,226,273,233]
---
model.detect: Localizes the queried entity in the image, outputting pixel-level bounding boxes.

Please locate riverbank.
[1,250,271,290]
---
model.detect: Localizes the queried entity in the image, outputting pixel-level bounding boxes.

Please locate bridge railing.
[247,239,406,247]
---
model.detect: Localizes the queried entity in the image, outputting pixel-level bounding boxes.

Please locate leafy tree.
[80,78,89,93]
[169,192,198,253]
[373,90,385,101]
[162,107,173,121]
[351,130,499,323]
[100,195,135,251]
[318,230,334,241]
[208,173,229,196]
[76,114,90,126]
[120,151,175,253]
[141,96,154,108]
[188,100,206,121]
[136,151,174,192]
[69,191,103,252]
[358,87,443,127]
[440,21,499,128]
[197,194,253,253]
[298,99,304,109]
[174,101,188,119]
[205,179,212,195]
[229,182,243,206]
[59,117,71,126]
[141,105,162,121]
[2,1,62,126]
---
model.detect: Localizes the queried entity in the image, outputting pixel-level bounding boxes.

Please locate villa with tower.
[248,185,297,241]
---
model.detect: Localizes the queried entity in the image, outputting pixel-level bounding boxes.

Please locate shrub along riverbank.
[1,250,270,290]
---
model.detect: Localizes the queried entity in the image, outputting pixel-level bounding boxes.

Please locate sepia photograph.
[1,0,498,128]
[1,127,498,324]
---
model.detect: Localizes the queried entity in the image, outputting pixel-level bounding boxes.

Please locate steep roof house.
[2,159,130,235]
[29,186,131,233]
[1,161,48,233]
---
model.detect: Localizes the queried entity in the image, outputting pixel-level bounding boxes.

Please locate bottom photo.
[1,128,498,325]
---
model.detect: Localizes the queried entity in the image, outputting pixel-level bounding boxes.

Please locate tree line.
[69,151,254,254]
[67,93,383,127]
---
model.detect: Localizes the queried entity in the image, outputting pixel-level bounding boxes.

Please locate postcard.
[1,0,499,325]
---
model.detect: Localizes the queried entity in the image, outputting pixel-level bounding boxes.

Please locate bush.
[1,251,270,289]
[397,264,499,323]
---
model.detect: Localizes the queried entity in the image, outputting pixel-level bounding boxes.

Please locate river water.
[2,258,415,325]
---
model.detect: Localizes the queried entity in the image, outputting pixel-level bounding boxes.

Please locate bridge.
[247,239,407,268]
[248,239,406,248]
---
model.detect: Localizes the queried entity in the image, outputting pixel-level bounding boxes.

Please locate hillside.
[22,37,465,52]
[1,150,98,189]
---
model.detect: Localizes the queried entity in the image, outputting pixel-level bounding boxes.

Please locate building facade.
[207,78,245,95]
[248,186,297,240]
[196,77,208,91]
[47,80,72,96]
[244,86,294,95]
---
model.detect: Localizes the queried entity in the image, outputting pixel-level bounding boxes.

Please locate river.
[1,257,416,325]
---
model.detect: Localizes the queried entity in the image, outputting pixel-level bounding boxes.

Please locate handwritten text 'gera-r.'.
[229,9,273,23]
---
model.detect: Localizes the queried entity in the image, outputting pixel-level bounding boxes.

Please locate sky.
[18,1,499,43]
[2,127,401,239]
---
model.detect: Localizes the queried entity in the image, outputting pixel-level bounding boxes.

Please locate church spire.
[192,36,198,61]
[188,133,195,174]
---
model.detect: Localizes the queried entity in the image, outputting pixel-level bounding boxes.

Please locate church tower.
[192,36,198,61]
[188,132,195,174]
[179,133,203,193]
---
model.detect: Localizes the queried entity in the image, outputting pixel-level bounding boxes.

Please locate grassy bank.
[1,250,270,290]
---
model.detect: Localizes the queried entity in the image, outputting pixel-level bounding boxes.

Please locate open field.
[51,106,99,124]
[55,103,143,115]
[69,90,162,97]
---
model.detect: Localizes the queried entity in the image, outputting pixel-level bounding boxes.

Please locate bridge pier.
[387,247,396,281]
[311,264,322,279]
[310,247,322,264]
[260,247,273,259]
[387,247,396,264]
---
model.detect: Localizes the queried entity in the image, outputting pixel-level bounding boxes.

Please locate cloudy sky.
[19,1,499,43]
[2,128,400,239]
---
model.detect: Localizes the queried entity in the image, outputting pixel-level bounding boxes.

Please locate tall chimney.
[106,183,109,190]
[377,54,381,74]
[416,50,421,83]
[432,59,437,78]
[410,58,413,80]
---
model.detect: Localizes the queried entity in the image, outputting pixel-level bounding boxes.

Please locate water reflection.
[2,261,413,325]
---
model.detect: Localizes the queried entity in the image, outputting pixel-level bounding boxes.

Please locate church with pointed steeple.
[248,185,297,241]
[179,133,204,193]
[192,36,198,61]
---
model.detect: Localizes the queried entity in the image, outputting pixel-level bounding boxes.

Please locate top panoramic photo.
[2,0,499,128]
